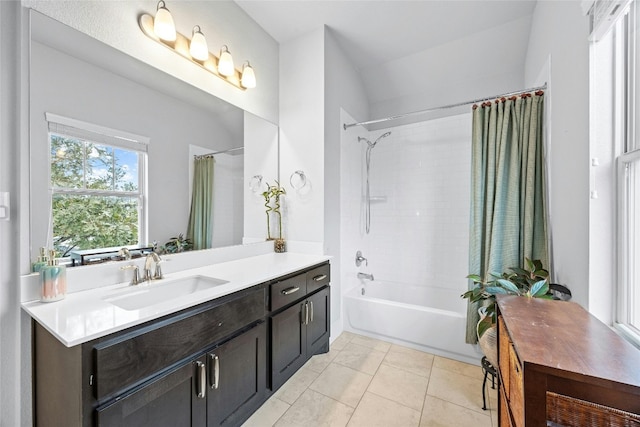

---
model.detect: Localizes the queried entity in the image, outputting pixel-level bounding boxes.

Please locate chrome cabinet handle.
[310,301,314,322]
[312,274,327,282]
[196,361,206,399]
[301,302,309,325]
[281,286,300,295]
[210,354,220,389]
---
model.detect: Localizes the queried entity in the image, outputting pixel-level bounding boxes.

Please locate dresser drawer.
[498,316,511,396]
[508,341,524,427]
[306,263,330,293]
[270,273,307,311]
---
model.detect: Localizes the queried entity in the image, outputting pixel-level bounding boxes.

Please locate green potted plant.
[161,233,193,254]
[462,259,566,366]
[262,181,286,251]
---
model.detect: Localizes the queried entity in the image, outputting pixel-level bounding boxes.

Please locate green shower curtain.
[466,92,548,344]
[187,156,214,250]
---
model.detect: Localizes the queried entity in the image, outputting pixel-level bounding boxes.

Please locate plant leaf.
[477,315,494,339]
[525,258,535,272]
[466,274,482,282]
[485,286,509,295]
[497,279,521,294]
[531,279,549,297]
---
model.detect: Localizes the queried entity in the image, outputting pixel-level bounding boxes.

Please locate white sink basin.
[103,275,229,310]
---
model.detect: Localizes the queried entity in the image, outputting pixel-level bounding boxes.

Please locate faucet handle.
[121,264,141,286]
[355,250,368,267]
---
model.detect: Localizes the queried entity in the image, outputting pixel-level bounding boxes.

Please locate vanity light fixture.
[218,45,234,77]
[189,26,209,62]
[153,1,176,42]
[139,2,256,91]
[241,61,256,89]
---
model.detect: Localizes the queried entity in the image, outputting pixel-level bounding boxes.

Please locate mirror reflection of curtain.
[187,156,215,250]
[466,92,548,344]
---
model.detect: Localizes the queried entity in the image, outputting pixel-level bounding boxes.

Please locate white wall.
[324,29,369,332]
[279,28,325,245]
[30,0,279,123]
[366,16,529,122]
[524,1,591,309]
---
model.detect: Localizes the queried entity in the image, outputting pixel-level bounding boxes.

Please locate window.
[47,114,148,258]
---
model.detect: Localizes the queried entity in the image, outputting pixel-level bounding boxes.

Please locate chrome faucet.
[121,264,141,286]
[118,247,131,260]
[144,252,163,281]
[357,272,374,281]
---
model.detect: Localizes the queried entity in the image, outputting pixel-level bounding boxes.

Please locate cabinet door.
[206,322,266,427]
[96,356,207,427]
[307,287,330,356]
[271,302,307,390]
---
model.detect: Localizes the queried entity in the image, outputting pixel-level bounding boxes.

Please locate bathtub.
[344,280,480,365]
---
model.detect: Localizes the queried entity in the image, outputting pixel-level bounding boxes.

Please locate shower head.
[357,131,391,148]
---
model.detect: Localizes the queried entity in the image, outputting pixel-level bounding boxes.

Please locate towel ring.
[249,175,263,193]
[290,170,307,190]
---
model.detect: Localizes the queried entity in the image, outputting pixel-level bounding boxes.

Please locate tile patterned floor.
[243,332,498,427]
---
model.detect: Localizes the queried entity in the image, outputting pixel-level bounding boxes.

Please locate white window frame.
[46,113,149,253]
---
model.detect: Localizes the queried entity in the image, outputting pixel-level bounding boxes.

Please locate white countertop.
[22,252,330,347]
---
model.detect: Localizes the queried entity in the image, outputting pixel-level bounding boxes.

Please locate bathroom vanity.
[25,254,330,427]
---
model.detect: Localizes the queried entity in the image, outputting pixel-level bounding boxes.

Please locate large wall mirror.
[28,11,278,268]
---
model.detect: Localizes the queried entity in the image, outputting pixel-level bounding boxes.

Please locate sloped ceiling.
[236,0,537,112]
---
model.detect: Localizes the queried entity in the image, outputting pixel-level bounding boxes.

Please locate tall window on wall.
[595,0,640,343]
[46,114,148,258]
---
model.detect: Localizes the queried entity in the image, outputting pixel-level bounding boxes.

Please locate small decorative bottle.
[40,250,67,302]
[31,247,49,273]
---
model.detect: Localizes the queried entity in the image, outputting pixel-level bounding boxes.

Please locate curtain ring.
[290,170,307,190]
[249,175,263,193]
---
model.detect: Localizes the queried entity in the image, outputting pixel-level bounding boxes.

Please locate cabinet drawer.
[498,316,510,396]
[93,287,266,402]
[271,274,307,311]
[508,341,524,427]
[306,263,330,293]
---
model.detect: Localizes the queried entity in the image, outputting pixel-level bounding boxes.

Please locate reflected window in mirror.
[47,116,149,262]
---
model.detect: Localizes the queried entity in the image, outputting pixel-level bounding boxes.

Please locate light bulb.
[241,61,256,89]
[189,26,209,61]
[218,45,234,77]
[154,1,176,42]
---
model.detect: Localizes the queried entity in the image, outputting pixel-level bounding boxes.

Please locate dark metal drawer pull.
[281,286,300,295]
[312,274,327,282]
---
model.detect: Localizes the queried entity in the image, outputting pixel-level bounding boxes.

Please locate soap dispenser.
[31,247,49,273]
[40,250,67,302]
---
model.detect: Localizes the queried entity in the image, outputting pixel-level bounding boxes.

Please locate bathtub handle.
[281,286,300,296]
[312,274,327,282]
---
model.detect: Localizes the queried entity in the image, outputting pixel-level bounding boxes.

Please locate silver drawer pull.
[196,361,206,399]
[281,286,300,295]
[210,354,220,389]
[310,300,314,322]
[312,274,327,282]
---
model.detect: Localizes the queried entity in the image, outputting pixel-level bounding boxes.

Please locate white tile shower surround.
[340,113,472,291]
[243,332,498,427]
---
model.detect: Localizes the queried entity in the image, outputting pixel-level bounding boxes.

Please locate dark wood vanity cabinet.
[270,264,330,390]
[33,261,331,427]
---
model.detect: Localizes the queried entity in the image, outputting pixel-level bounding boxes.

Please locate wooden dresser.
[496,295,640,427]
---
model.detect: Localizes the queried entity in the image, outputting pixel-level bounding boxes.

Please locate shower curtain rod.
[342,83,547,130]
[195,146,244,158]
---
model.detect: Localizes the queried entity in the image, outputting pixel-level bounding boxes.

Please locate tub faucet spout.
[357,272,374,281]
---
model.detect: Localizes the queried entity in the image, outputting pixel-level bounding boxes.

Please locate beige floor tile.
[427,366,485,413]
[331,332,356,351]
[383,344,434,377]
[347,392,421,427]
[433,356,484,380]
[350,335,392,352]
[333,342,386,375]
[275,389,354,427]
[242,397,290,427]
[309,362,372,408]
[304,347,340,373]
[368,363,429,411]
[420,395,492,427]
[274,366,321,404]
